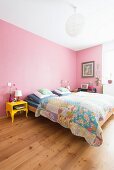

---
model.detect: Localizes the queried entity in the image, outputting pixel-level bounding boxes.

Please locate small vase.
[9,94,13,102]
[108,80,112,84]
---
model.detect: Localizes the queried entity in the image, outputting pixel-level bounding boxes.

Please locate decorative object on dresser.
[82,61,94,78]
[78,88,96,93]
[95,64,101,86]
[6,100,28,123]
[81,83,88,89]
[78,82,97,93]
[108,80,112,84]
[8,82,13,102]
[108,73,113,84]
[95,77,101,86]
[7,82,17,102]
[15,90,22,101]
[60,80,70,90]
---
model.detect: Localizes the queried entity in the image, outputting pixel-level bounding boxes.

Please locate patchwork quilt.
[35,92,114,146]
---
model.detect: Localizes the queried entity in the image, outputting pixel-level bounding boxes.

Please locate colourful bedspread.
[35,92,114,146]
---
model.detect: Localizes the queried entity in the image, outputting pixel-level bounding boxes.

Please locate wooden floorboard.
[0,113,114,170]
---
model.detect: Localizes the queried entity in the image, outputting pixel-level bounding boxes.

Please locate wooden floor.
[0,113,114,170]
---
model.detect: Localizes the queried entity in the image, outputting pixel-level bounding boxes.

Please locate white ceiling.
[0,0,114,51]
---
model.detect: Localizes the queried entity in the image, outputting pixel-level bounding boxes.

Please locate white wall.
[103,84,114,96]
[102,40,114,95]
[102,40,114,84]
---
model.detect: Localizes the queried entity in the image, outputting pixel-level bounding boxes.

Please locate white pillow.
[54,89,71,94]
[34,91,51,99]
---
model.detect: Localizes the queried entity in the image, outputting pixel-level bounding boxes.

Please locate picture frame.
[82,61,94,78]
[81,84,88,89]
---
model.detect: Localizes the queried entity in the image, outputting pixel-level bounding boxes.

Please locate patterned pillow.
[52,90,71,96]
[27,94,56,104]
[34,91,51,99]
[53,89,71,96]
[38,88,53,95]
[27,94,41,103]
[58,87,70,92]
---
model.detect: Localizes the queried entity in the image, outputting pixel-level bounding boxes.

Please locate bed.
[26,92,114,146]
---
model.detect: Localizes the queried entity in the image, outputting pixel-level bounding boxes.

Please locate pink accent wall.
[76,45,102,92]
[0,20,76,116]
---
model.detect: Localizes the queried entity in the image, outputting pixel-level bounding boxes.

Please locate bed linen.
[25,99,39,108]
[35,92,114,146]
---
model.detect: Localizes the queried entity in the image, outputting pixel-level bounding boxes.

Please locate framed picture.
[81,84,88,89]
[82,61,94,78]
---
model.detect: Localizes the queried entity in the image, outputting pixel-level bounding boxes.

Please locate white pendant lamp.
[65,5,84,37]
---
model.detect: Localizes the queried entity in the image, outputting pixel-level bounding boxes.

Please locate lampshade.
[65,6,84,37]
[15,90,22,97]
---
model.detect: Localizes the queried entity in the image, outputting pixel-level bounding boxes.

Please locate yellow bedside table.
[6,100,28,123]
